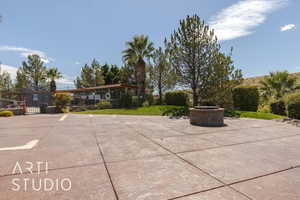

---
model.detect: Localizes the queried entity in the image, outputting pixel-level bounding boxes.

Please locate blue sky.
[0,0,299,87]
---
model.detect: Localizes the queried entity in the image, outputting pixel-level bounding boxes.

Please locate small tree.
[149,47,177,104]
[17,54,48,90]
[47,67,62,92]
[0,67,12,90]
[168,15,220,106]
[75,59,105,88]
[54,93,72,113]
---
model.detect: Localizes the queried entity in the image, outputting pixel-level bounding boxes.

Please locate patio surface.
[0,114,300,200]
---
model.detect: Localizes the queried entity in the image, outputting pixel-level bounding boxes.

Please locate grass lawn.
[235,110,285,120]
[75,105,285,120]
[75,105,181,116]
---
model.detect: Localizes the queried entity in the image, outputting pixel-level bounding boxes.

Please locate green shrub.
[96,100,112,109]
[233,85,259,111]
[120,93,132,108]
[258,104,270,113]
[200,99,216,106]
[54,93,72,113]
[162,106,189,117]
[142,101,150,107]
[145,93,154,105]
[0,110,14,117]
[270,100,286,116]
[165,91,188,106]
[284,92,300,119]
[131,96,140,107]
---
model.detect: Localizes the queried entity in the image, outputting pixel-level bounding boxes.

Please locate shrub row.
[165,91,189,106]
[284,92,300,119]
[232,85,259,112]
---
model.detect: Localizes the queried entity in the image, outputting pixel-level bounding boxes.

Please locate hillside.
[243,72,300,85]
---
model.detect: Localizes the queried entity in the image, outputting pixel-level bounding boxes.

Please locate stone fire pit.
[189,106,224,127]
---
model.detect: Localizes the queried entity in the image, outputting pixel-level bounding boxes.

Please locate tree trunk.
[192,87,198,107]
[136,57,146,99]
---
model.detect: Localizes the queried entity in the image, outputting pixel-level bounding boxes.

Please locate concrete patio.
[0,114,299,200]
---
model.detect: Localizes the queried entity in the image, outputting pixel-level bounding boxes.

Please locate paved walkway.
[0,114,300,200]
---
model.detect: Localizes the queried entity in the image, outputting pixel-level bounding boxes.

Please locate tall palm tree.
[260,71,298,101]
[122,35,155,98]
[47,67,62,92]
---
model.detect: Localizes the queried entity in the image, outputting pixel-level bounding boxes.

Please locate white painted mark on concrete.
[59,114,68,121]
[0,140,39,151]
[89,114,93,118]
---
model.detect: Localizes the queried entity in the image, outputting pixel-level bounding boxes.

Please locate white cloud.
[0,64,18,79]
[57,75,75,85]
[75,61,80,65]
[0,46,54,64]
[280,24,296,31]
[209,0,288,41]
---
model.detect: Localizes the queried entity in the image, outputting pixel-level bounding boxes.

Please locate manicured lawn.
[75,105,285,120]
[75,105,181,116]
[235,110,285,120]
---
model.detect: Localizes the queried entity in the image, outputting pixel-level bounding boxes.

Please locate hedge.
[96,100,112,109]
[270,100,286,116]
[284,92,300,119]
[0,110,14,117]
[232,85,259,112]
[165,91,188,106]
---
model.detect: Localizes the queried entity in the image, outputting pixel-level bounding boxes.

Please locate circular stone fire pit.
[189,106,224,127]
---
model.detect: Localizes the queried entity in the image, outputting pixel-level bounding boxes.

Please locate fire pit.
[189,106,224,127]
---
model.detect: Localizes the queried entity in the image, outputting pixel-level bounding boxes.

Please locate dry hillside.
[243,72,300,86]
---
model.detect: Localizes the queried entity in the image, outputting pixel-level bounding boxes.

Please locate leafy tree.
[123,35,155,98]
[260,71,298,101]
[0,67,12,90]
[103,65,120,85]
[16,54,48,90]
[119,64,136,85]
[47,67,62,92]
[149,47,177,104]
[201,51,243,107]
[168,15,220,106]
[75,59,105,88]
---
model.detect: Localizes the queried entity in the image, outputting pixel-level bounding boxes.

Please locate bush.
[142,101,150,107]
[145,93,154,105]
[54,93,72,113]
[0,110,14,117]
[199,99,216,106]
[165,91,188,106]
[120,93,132,108]
[96,100,112,109]
[284,92,300,119]
[270,100,286,116]
[131,96,140,107]
[233,85,259,111]
[162,106,189,117]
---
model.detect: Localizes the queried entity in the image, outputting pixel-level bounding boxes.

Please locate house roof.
[55,84,137,93]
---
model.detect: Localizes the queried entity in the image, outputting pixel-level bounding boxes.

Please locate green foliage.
[284,92,300,119]
[224,109,284,120]
[142,101,150,107]
[120,93,132,108]
[201,51,243,108]
[270,100,286,116]
[0,110,13,117]
[0,67,12,90]
[145,93,154,105]
[233,85,259,111]
[16,54,48,90]
[131,96,140,107]
[149,47,177,104]
[96,100,112,109]
[260,71,298,102]
[54,93,72,113]
[162,106,189,117]
[167,15,220,106]
[75,105,182,116]
[75,59,105,88]
[47,67,62,93]
[258,104,271,113]
[123,35,155,97]
[165,91,188,106]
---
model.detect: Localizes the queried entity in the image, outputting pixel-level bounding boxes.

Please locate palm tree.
[122,35,155,98]
[47,67,62,92]
[260,71,298,101]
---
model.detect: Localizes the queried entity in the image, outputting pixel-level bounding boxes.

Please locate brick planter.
[189,106,224,127]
